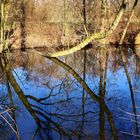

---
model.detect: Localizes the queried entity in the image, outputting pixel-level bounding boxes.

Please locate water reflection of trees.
[8,47,140,79]
[0,56,72,139]
[118,47,139,139]
[0,51,119,139]
[0,47,140,139]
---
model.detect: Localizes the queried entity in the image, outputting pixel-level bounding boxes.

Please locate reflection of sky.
[0,55,140,140]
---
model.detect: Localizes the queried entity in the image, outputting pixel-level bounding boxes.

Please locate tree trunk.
[20,0,26,50]
[119,0,138,44]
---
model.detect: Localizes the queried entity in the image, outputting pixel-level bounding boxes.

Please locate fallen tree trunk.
[49,0,128,57]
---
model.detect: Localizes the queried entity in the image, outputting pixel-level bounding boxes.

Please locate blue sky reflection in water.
[0,48,140,140]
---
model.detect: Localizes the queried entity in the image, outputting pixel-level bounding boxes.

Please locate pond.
[0,46,140,140]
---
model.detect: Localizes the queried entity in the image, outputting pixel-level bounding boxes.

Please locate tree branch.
[49,0,127,57]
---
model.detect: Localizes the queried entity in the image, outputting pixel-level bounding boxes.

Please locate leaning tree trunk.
[119,0,138,60]
[119,0,138,44]
[49,0,128,57]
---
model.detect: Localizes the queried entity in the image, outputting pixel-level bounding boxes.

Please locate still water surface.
[0,47,140,140]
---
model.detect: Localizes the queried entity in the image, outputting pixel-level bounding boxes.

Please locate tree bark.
[20,0,26,50]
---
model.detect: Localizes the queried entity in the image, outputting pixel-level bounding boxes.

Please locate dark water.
[0,47,140,140]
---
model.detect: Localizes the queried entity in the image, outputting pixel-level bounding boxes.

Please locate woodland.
[0,0,140,56]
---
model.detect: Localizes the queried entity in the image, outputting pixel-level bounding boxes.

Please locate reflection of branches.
[29,96,73,106]
[0,57,80,139]
[27,81,64,100]
[98,48,109,140]
[25,81,74,106]
[32,104,97,122]
[26,49,118,139]
[1,51,119,139]
[45,56,118,140]
[119,46,139,138]
[33,110,70,136]
[0,57,20,139]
